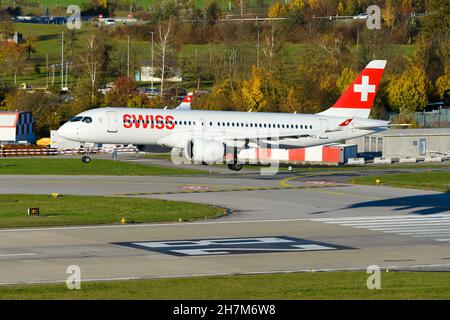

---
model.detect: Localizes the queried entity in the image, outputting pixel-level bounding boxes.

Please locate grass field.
[2,1,272,10]
[0,194,223,228]
[0,158,203,175]
[352,171,450,193]
[1,271,449,299]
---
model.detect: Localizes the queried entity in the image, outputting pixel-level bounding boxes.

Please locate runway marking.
[115,236,351,256]
[312,214,450,243]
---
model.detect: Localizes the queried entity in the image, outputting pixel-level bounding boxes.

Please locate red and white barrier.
[0,148,58,157]
[238,144,356,164]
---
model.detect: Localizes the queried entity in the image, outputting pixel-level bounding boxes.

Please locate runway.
[0,169,449,285]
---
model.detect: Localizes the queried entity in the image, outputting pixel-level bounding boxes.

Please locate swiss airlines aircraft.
[58,60,390,171]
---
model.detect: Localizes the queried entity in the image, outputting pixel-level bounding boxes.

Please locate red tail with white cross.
[318,60,387,119]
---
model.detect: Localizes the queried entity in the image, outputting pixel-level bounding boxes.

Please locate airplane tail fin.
[317,60,387,119]
[176,92,193,110]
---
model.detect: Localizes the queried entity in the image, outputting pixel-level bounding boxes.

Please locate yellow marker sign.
[121,217,127,224]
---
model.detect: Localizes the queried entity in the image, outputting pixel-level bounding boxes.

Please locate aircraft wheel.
[233,163,243,171]
[227,163,243,171]
[81,156,91,164]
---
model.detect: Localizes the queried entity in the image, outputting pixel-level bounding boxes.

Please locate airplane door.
[319,119,328,132]
[107,111,118,133]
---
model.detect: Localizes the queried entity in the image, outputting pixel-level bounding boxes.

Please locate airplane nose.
[57,124,71,139]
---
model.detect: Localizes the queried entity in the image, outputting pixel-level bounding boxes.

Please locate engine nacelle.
[184,138,225,164]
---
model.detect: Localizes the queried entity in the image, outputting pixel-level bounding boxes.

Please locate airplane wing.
[157,130,314,149]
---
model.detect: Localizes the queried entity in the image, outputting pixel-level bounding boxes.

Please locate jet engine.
[184,138,226,164]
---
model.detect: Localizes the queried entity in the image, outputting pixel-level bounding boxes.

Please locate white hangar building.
[0,111,36,144]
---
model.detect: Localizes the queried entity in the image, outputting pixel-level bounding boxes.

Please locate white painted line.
[436,239,450,242]
[342,221,450,227]
[357,222,450,229]
[0,253,35,258]
[413,234,450,238]
[312,214,450,222]
[398,229,450,234]
[0,218,314,233]
[333,217,450,224]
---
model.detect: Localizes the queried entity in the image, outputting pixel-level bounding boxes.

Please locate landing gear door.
[107,111,118,133]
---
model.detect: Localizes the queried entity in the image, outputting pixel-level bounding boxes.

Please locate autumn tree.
[104,76,144,107]
[267,1,286,18]
[388,66,430,114]
[241,65,267,112]
[0,42,27,85]
[383,0,396,29]
[336,67,357,93]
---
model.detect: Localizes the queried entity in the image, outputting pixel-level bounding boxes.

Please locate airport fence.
[415,109,450,128]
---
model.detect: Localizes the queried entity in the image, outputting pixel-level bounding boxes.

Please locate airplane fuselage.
[58,107,387,148]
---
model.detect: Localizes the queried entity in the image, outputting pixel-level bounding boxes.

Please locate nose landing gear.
[81,155,91,164]
[81,145,91,164]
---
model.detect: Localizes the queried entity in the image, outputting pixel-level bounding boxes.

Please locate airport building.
[346,128,450,159]
[0,111,35,144]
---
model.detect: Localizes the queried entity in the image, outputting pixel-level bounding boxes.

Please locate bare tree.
[262,23,283,71]
[78,33,104,103]
[154,19,173,96]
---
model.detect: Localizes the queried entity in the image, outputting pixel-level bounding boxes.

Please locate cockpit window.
[82,117,92,123]
[69,116,83,122]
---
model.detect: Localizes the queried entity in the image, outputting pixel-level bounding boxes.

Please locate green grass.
[0,158,203,175]
[352,171,450,192]
[1,272,449,299]
[0,194,223,228]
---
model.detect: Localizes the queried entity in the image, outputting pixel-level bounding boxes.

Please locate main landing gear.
[227,147,242,171]
[227,163,242,171]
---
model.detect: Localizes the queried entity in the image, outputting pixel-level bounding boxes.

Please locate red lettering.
[150,115,155,129]
[155,115,164,129]
[123,114,132,128]
[165,115,175,129]
[139,114,149,129]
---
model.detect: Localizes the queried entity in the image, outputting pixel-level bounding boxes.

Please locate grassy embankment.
[1,272,449,299]
[352,171,450,193]
[0,158,203,175]
[0,194,224,228]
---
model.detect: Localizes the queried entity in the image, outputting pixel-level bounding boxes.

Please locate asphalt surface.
[0,161,449,285]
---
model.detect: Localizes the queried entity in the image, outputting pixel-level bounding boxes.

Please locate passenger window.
[82,117,92,123]
[69,116,83,122]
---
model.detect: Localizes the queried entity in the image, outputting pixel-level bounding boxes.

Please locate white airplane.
[58,60,390,171]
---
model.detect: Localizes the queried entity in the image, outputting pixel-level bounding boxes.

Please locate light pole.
[61,31,64,90]
[127,35,130,78]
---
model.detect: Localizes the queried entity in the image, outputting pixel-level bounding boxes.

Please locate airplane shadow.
[346,193,450,215]
[311,193,450,215]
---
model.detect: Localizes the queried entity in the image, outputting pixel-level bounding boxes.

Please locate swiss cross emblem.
[186,96,192,102]
[339,119,353,126]
[354,76,376,102]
